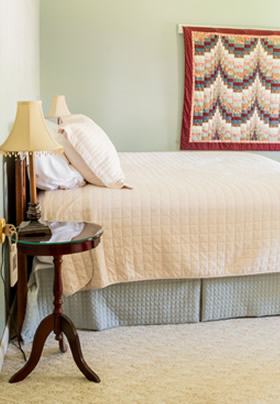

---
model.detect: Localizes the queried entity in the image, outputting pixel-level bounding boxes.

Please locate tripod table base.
[9,313,100,383]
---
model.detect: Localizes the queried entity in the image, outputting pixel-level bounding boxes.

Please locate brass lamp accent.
[0,100,63,239]
[45,95,71,125]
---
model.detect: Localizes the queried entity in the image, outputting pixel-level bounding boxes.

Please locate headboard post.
[15,155,27,340]
[15,155,26,225]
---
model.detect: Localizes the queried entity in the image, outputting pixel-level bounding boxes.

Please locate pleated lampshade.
[45,95,71,120]
[0,101,63,155]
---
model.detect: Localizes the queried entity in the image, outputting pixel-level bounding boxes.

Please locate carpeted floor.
[1,317,280,403]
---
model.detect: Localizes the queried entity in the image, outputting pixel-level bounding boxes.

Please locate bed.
[15,115,280,344]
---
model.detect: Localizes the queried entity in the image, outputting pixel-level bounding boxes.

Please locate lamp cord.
[0,243,26,362]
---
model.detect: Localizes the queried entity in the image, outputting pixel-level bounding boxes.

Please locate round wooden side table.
[9,222,103,383]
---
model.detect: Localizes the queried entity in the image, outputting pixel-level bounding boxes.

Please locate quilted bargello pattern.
[181,27,280,150]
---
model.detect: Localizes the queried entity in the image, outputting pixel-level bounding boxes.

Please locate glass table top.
[15,221,103,246]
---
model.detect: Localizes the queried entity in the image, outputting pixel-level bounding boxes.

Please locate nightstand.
[9,222,103,383]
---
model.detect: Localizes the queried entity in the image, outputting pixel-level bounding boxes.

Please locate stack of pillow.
[35,114,127,191]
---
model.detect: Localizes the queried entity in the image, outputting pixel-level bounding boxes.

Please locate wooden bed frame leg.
[17,252,27,341]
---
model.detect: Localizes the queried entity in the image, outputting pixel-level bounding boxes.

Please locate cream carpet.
[1,317,280,403]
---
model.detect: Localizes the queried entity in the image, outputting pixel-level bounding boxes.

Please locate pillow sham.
[33,120,85,191]
[60,114,126,188]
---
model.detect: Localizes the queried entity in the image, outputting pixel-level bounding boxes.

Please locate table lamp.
[0,100,63,239]
[45,95,71,125]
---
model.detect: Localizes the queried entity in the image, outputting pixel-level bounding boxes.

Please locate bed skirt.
[21,260,280,344]
[201,274,280,321]
[21,260,201,344]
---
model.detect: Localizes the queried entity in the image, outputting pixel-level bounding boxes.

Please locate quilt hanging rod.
[177,24,280,34]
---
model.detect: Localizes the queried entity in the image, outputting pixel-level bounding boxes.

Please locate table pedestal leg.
[9,255,100,383]
[53,256,68,353]
[60,314,100,382]
[9,315,53,383]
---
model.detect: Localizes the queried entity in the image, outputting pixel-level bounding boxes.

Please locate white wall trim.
[0,323,9,372]
[177,23,280,34]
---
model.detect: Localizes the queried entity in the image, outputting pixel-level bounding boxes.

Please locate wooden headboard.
[15,155,28,339]
[15,155,27,225]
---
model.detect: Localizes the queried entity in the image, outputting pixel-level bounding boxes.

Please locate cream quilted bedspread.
[39,151,280,295]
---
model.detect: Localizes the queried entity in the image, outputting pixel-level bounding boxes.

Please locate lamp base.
[18,220,52,242]
[26,202,41,222]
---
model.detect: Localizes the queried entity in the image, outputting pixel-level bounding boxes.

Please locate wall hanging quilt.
[181,26,280,150]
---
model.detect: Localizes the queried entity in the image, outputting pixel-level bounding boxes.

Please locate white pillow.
[60,114,126,188]
[33,120,85,191]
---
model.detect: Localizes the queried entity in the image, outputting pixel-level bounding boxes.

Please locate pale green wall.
[0,0,40,342]
[40,0,280,158]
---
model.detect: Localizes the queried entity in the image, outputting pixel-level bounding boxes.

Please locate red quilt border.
[180,26,280,151]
